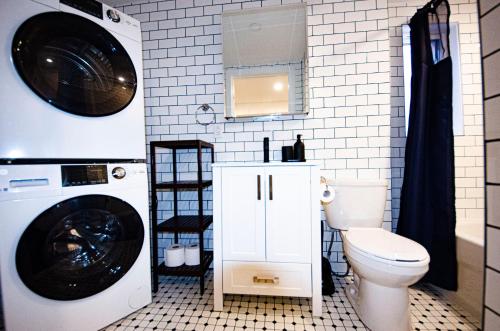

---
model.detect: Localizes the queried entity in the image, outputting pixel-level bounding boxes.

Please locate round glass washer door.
[12,12,137,117]
[16,195,145,301]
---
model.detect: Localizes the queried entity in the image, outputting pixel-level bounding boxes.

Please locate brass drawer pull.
[253,276,279,284]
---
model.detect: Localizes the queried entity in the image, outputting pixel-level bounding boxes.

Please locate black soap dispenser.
[294,134,305,162]
[263,137,269,163]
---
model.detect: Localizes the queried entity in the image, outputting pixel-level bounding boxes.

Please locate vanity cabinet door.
[265,167,311,263]
[221,167,266,261]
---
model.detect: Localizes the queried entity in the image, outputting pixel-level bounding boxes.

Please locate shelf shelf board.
[158,251,213,276]
[151,140,214,150]
[155,180,212,189]
[158,215,213,233]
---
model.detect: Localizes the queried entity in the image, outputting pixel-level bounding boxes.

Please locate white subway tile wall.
[388,0,484,229]
[104,0,392,273]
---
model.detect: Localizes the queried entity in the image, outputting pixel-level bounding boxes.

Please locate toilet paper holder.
[320,176,335,202]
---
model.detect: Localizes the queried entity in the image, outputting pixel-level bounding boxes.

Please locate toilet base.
[345,275,411,331]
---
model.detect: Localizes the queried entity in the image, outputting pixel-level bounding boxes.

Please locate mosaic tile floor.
[103,271,481,331]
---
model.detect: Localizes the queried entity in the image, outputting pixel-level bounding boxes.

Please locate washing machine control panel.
[60,0,103,19]
[61,165,108,186]
[107,9,121,23]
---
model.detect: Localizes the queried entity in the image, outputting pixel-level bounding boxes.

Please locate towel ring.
[195,104,216,126]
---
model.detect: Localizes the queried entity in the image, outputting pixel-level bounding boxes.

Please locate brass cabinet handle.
[269,175,273,200]
[257,175,261,200]
[253,276,279,284]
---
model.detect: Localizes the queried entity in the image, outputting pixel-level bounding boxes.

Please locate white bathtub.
[456,221,484,247]
[438,220,484,321]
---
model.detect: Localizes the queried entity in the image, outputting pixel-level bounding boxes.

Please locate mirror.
[222,4,308,118]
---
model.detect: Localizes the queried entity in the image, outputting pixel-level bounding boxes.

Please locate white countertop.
[212,161,320,167]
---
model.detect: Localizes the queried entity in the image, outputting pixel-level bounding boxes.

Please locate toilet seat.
[344,228,429,267]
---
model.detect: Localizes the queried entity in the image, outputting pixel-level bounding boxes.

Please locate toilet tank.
[323,179,388,230]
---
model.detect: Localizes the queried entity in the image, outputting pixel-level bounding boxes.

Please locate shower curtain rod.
[423,0,445,10]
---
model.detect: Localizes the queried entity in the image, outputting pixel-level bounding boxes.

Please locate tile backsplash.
[104,0,393,273]
[104,0,483,272]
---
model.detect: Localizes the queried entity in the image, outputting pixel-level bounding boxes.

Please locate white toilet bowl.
[342,228,429,331]
[322,179,430,331]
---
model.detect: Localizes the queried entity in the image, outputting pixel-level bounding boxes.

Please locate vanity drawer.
[223,261,311,297]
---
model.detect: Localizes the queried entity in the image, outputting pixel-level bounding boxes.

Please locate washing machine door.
[16,195,145,301]
[11,11,137,117]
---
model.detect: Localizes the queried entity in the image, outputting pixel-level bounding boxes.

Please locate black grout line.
[482,47,500,60]
[484,306,500,318]
[480,3,500,18]
[486,265,500,274]
[484,93,500,101]
[486,223,500,231]
[485,138,500,143]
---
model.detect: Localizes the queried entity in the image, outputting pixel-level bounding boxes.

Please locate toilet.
[322,179,430,331]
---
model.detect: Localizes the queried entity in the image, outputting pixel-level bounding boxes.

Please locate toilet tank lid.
[345,228,429,262]
[326,179,388,187]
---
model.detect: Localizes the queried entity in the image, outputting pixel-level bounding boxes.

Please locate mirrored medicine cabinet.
[222,4,308,119]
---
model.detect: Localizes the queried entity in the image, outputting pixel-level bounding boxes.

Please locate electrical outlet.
[213,124,223,138]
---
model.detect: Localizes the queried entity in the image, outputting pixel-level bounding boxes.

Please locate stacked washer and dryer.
[0,0,152,330]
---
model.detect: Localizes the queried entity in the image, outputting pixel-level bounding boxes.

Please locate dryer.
[0,0,146,160]
[0,162,151,331]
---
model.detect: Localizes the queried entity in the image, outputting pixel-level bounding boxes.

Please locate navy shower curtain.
[397,0,457,290]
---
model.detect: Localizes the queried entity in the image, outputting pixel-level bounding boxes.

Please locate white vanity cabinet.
[213,162,321,316]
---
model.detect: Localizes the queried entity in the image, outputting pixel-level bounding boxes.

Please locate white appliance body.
[0,0,146,160]
[0,163,152,331]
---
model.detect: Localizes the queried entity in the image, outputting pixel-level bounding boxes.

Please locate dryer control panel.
[60,0,103,19]
[61,165,108,186]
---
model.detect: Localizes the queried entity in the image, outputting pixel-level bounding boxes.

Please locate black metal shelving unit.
[150,140,214,294]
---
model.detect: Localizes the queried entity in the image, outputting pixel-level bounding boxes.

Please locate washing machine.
[0,0,146,160]
[0,162,152,331]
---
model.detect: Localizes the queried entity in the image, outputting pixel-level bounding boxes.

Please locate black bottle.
[281,146,294,162]
[294,134,305,162]
[263,137,269,162]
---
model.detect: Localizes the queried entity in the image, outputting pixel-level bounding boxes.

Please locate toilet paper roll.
[164,244,184,267]
[320,183,335,204]
[185,243,200,266]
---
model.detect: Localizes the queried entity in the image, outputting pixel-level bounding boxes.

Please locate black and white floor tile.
[103,271,481,331]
